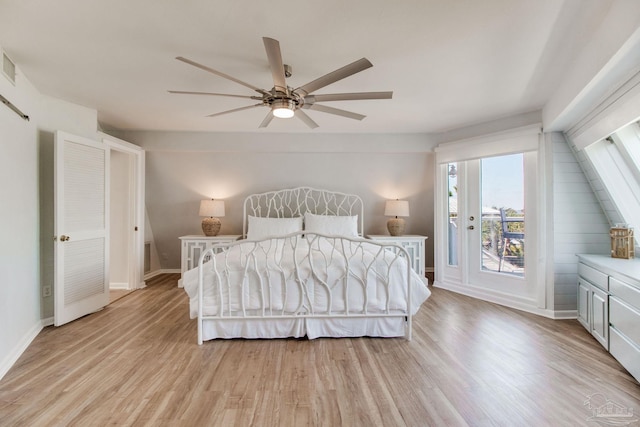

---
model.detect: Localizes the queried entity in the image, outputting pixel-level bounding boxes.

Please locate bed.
[183,187,431,344]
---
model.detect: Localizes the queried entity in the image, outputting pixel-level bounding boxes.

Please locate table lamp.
[385,200,409,236]
[199,199,225,236]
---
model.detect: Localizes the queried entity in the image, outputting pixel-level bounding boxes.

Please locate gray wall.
[117,131,437,271]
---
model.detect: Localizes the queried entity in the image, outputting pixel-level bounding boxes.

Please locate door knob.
[60,235,70,241]
[467,225,475,230]
[469,216,475,221]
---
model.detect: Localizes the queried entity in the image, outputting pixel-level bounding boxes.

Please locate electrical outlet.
[43,286,52,298]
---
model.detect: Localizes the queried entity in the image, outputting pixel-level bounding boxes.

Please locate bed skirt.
[198,316,407,340]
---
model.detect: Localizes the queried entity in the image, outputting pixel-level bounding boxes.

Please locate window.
[583,120,640,236]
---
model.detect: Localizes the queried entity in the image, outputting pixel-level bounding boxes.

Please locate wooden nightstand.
[366,235,428,283]
[178,235,241,287]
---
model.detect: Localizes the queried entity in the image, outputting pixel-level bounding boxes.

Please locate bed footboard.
[195,232,414,344]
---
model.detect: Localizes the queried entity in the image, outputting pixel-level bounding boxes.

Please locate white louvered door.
[54,131,109,326]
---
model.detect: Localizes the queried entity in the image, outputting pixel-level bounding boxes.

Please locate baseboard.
[433,280,573,320]
[550,310,578,320]
[0,320,44,381]
[109,282,129,290]
[42,317,54,327]
[144,269,180,280]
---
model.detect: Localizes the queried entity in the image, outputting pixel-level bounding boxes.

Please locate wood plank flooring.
[0,273,638,426]
[109,288,133,304]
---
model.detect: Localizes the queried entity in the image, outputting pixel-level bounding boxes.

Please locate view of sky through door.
[480,153,525,276]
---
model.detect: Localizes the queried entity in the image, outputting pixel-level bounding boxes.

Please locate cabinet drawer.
[609,327,640,383]
[610,296,640,345]
[609,277,640,310]
[578,263,608,291]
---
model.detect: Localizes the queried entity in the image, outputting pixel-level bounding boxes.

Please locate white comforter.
[183,235,430,320]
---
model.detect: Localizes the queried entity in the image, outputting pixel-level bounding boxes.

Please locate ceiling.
[0,0,614,134]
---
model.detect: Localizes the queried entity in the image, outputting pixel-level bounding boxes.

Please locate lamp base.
[387,218,406,236]
[202,217,222,236]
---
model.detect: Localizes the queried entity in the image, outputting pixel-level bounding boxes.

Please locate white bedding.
[183,234,430,340]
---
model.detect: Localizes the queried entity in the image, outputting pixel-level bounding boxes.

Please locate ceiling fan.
[169,37,392,129]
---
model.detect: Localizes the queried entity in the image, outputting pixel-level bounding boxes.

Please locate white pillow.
[304,212,359,237]
[246,216,303,240]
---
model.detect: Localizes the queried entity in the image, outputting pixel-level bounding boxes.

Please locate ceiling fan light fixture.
[272,98,295,118]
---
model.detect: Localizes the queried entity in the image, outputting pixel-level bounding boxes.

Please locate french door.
[436,143,541,311]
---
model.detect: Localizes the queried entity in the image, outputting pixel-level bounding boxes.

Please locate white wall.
[117,130,437,272]
[544,1,640,131]
[109,150,131,287]
[0,55,41,380]
[143,210,162,276]
[0,45,104,379]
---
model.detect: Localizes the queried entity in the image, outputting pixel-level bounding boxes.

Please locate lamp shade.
[199,199,225,217]
[384,200,409,217]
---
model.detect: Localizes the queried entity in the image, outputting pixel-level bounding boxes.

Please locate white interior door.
[54,131,110,326]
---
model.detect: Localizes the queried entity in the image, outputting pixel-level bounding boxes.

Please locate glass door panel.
[479,154,525,277]
[447,163,458,266]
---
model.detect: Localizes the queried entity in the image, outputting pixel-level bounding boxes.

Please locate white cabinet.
[576,277,609,349]
[577,278,590,329]
[178,235,241,287]
[609,277,640,382]
[366,235,428,283]
[577,262,609,349]
[577,254,640,383]
[590,285,609,348]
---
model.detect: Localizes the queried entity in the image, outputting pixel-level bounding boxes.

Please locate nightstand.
[366,235,428,283]
[178,235,241,287]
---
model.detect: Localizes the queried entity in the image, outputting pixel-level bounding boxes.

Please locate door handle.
[467,226,475,230]
[60,235,70,241]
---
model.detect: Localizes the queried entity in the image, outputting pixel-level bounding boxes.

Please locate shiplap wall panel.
[553,133,610,311]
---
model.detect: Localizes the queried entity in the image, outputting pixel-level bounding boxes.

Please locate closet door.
[54,131,109,326]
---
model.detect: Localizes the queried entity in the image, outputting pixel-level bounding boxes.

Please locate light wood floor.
[109,288,133,304]
[1,274,638,426]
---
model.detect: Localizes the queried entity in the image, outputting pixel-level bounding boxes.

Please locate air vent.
[2,51,16,84]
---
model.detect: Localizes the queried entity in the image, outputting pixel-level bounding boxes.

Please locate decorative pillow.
[304,212,359,237]
[246,216,303,240]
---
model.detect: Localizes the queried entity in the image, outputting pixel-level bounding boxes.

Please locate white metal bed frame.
[195,187,414,344]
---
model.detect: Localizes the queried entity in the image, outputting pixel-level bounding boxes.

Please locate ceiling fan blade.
[168,90,260,100]
[303,103,365,121]
[176,56,269,95]
[206,103,264,118]
[304,91,393,103]
[295,109,319,129]
[295,58,373,97]
[262,37,287,93]
[259,112,274,128]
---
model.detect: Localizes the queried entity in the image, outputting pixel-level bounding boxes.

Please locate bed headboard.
[243,187,364,237]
